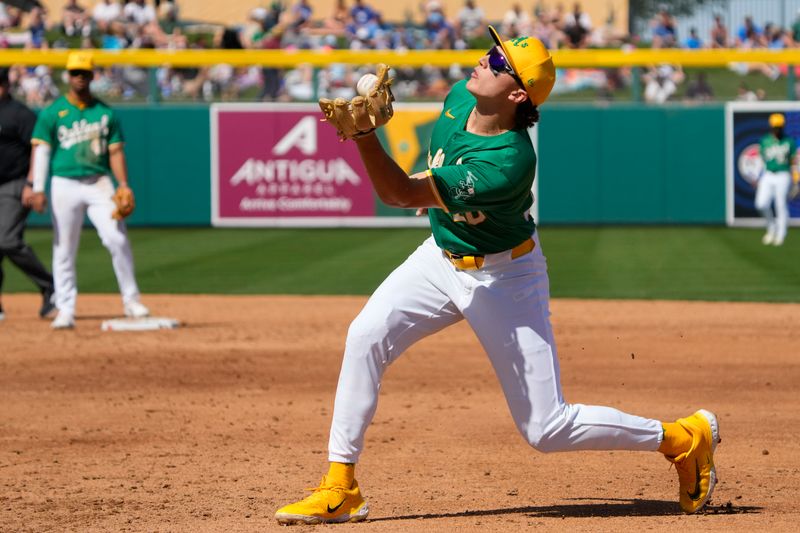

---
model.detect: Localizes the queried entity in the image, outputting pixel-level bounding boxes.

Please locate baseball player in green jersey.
[28,51,149,329]
[756,113,798,246]
[275,27,720,525]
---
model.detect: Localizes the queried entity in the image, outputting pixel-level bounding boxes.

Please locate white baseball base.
[101,317,181,331]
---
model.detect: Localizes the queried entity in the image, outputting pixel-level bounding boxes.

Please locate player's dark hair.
[516,100,540,129]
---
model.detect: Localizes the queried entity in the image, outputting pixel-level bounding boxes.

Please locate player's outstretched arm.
[353,133,439,209]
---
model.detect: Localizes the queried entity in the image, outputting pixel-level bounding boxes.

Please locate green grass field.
[3,227,800,302]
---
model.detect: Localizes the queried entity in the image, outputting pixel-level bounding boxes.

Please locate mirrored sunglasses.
[487,47,525,89]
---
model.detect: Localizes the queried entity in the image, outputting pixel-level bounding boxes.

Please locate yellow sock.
[658,422,693,458]
[326,462,355,488]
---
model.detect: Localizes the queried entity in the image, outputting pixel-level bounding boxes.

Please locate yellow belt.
[443,238,535,271]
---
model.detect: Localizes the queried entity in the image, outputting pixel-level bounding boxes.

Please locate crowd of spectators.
[0,1,799,105]
[642,7,800,104]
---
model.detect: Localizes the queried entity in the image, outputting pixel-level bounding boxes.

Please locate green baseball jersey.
[759,134,796,173]
[425,80,536,254]
[32,96,123,178]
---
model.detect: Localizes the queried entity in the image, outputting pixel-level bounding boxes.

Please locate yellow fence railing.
[3,48,800,68]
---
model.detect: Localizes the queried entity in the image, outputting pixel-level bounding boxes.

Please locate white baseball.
[357,73,378,96]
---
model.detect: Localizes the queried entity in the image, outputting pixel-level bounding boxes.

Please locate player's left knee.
[524,427,563,453]
[100,233,128,252]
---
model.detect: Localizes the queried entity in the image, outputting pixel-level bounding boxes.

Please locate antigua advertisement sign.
[726,102,800,227]
[211,103,430,227]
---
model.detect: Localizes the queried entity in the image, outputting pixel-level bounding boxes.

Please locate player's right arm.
[26,105,56,212]
[352,132,441,209]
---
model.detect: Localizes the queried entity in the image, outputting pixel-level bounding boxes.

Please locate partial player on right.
[756,113,799,246]
[28,52,149,329]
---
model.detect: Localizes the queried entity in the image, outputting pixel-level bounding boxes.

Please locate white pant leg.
[50,177,86,316]
[462,235,662,453]
[84,176,141,306]
[755,173,777,235]
[329,238,463,463]
[772,171,791,242]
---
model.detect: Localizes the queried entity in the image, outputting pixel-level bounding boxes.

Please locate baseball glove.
[319,64,395,141]
[112,186,135,220]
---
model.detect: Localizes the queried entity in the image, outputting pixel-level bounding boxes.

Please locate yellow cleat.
[275,476,369,525]
[666,409,721,514]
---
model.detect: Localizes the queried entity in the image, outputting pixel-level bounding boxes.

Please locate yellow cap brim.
[488,25,516,77]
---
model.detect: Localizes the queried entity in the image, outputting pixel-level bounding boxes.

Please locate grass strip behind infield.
[4,227,800,302]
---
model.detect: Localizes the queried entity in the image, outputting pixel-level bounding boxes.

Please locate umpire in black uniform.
[0,67,54,321]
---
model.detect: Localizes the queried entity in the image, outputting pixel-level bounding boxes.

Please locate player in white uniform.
[275,28,721,525]
[756,113,798,246]
[28,52,149,329]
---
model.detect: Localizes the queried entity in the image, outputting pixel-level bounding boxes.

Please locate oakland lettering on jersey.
[57,116,110,149]
[230,158,361,186]
[764,143,790,164]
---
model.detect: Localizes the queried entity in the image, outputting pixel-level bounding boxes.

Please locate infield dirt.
[1,294,798,532]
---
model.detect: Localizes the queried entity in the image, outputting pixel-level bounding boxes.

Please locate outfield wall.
[28,103,726,227]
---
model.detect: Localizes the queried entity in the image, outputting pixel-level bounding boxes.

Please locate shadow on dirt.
[370,498,762,521]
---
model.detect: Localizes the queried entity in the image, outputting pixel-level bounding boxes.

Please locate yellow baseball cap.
[488,25,556,106]
[66,51,94,71]
[769,113,785,128]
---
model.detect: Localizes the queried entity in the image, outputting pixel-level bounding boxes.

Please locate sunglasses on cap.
[487,47,525,89]
[68,69,92,77]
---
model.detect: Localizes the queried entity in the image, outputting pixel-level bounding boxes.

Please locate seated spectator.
[26,7,47,49]
[62,0,90,37]
[684,27,702,49]
[651,7,677,48]
[0,1,22,29]
[152,2,185,49]
[323,0,349,35]
[101,20,128,49]
[643,64,684,104]
[710,14,728,48]
[350,0,377,30]
[501,3,531,38]
[685,71,713,101]
[736,16,763,47]
[765,24,789,49]
[157,1,180,35]
[290,0,313,31]
[563,2,591,48]
[456,0,485,42]
[93,0,122,32]
[424,1,455,49]
[532,11,561,49]
[19,65,58,106]
[124,0,156,28]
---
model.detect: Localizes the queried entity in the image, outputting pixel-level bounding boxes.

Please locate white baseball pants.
[755,170,791,243]
[50,175,141,316]
[328,234,663,464]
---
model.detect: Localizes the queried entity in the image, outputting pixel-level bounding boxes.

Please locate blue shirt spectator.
[291,0,313,30]
[737,16,762,46]
[684,28,702,49]
[351,0,378,28]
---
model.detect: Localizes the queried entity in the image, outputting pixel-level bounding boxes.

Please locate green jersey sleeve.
[107,110,124,145]
[31,105,56,145]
